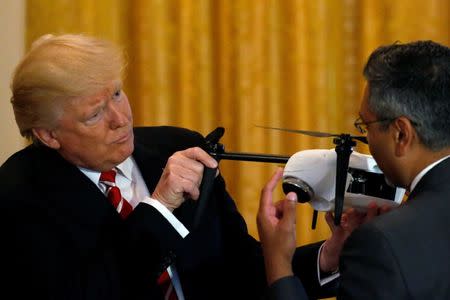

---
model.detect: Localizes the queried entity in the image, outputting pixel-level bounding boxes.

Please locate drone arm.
[204,127,289,164]
[211,151,289,164]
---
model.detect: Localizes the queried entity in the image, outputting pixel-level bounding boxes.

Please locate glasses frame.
[353,117,395,134]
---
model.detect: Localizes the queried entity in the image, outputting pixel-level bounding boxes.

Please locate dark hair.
[363,40,450,150]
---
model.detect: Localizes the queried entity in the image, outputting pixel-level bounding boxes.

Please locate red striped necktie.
[100,169,178,299]
[158,269,178,300]
[99,169,133,219]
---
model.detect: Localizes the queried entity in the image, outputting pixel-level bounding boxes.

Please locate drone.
[195,126,404,230]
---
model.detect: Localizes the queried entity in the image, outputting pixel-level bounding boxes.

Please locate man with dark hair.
[258,40,450,299]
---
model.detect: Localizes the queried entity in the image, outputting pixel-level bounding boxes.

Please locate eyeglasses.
[353,117,395,134]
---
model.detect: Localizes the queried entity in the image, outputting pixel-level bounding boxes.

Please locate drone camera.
[282,176,314,203]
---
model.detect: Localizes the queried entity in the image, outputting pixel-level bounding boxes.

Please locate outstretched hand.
[257,167,298,285]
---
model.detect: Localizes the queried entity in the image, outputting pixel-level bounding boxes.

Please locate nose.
[108,103,128,129]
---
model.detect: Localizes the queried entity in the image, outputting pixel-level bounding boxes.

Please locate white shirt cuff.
[142,196,190,238]
[317,242,340,286]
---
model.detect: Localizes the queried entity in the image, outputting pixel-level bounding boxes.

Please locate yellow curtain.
[27,0,450,246]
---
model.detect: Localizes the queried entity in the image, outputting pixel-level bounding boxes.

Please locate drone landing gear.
[333,135,356,226]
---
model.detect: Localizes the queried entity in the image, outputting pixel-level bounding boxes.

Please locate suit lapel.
[33,146,122,252]
[132,141,167,194]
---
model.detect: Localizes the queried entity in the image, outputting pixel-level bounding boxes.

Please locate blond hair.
[10,34,126,141]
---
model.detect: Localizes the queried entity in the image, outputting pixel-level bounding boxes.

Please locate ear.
[392,117,415,157]
[32,128,61,149]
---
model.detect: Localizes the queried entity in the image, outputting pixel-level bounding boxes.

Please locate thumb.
[279,192,297,227]
[325,211,336,232]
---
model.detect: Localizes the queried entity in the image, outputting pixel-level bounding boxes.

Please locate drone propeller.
[256,125,368,144]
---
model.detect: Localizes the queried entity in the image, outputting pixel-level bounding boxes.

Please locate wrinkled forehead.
[65,80,121,108]
[82,79,121,98]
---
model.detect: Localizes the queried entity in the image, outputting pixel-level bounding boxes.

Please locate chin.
[103,141,134,168]
[119,142,135,160]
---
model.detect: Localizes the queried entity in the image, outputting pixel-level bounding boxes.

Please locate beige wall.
[0,0,25,164]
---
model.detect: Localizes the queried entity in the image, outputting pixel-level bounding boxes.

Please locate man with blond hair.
[2,33,354,299]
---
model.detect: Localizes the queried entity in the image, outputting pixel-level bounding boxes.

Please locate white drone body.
[282,149,405,212]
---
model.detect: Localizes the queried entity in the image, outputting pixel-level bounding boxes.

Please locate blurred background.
[1,0,449,249]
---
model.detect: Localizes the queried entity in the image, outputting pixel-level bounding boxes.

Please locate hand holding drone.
[196,126,405,229]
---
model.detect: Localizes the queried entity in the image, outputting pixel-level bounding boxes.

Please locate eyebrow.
[81,93,107,116]
[111,81,122,92]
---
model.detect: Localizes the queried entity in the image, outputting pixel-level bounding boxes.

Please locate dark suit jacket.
[1,126,330,300]
[263,276,308,300]
[338,156,450,299]
[266,157,450,300]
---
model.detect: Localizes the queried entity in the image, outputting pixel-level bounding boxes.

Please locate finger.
[340,207,354,227]
[341,208,363,229]
[180,147,218,169]
[379,204,392,215]
[257,168,283,231]
[279,192,297,227]
[165,162,203,188]
[169,153,205,179]
[168,152,210,187]
[365,201,379,221]
[160,165,202,201]
[182,178,200,200]
[339,214,349,230]
[259,167,284,212]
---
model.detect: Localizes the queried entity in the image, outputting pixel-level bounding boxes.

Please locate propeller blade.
[256,125,340,138]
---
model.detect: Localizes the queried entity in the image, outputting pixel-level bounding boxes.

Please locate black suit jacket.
[338,156,450,299]
[266,157,450,300]
[1,126,329,300]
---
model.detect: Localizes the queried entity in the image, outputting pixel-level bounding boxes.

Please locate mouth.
[114,129,133,144]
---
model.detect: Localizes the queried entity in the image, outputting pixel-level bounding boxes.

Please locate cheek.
[368,145,380,166]
[367,136,383,167]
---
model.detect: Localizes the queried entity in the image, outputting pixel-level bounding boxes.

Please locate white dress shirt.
[79,156,187,300]
[409,155,450,192]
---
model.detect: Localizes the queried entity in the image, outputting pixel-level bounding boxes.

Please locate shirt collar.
[410,155,450,192]
[78,156,134,184]
[115,156,133,181]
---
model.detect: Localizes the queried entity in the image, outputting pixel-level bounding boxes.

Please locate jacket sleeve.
[291,241,338,299]
[263,276,309,300]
